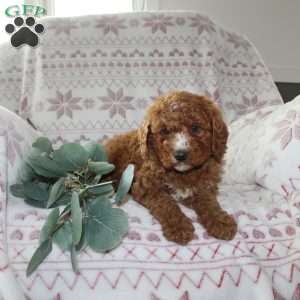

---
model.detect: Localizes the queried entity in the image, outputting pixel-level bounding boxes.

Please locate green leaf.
[26,239,52,277]
[75,218,87,252]
[87,183,114,197]
[53,221,73,251]
[115,164,135,205]
[52,192,72,207]
[27,147,43,159]
[85,142,107,162]
[10,184,25,198]
[22,149,42,180]
[47,178,66,208]
[32,137,53,154]
[85,198,129,252]
[27,153,67,178]
[92,195,114,209]
[71,245,79,273]
[52,143,89,172]
[71,192,82,245]
[24,182,49,202]
[39,207,60,244]
[91,174,102,185]
[24,197,47,208]
[19,162,35,182]
[88,161,115,175]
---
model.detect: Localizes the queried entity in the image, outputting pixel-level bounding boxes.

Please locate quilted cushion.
[224,95,300,197]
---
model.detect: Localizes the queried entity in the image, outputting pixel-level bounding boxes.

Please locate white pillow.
[223,95,300,197]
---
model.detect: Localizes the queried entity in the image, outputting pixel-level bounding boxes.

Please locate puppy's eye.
[191,124,202,134]
[159,127,169,135]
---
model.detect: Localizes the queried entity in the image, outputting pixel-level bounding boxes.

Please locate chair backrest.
[0,12,283,144]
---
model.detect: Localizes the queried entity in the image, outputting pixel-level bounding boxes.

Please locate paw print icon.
[5,16,44,48]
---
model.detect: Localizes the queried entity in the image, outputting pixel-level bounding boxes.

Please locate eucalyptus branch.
[10,137,134,277]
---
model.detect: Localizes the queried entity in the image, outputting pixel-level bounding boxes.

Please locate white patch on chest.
[171,187,193,202]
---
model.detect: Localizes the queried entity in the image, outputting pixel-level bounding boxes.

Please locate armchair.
[0,11,299,300]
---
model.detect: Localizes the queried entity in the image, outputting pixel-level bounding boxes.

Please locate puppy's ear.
[210,109,228,163]
[139,118,152,159]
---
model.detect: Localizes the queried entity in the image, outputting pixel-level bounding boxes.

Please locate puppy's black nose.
[174,150,188,162]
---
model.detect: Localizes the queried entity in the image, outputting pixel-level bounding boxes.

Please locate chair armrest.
[0,106,40,184]
[223,95,300,197]
[0,106,38,300]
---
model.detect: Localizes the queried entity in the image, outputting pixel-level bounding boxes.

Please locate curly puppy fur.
[105,91,237,245]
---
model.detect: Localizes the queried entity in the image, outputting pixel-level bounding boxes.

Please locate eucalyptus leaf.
[87,183,114,197]
[24,197,47,209]
[52,192,72,207]
[53,221,73,251]
[20,148,43,181]
[71,245,79,273]
[85,143,107,162]
[75,219,87,252]
[86,198,129,252]
[52,143,89,172]
[24,182,49,202]
[87,161,115,175]
[39,207,60,244]
[10,184,25,198]
[32,137,53,154]
[47,178,66,208]
[71,192,82,245]
[92,195,114,209]
[19,162,35,182]
[26,239,52,277]
[91,174,102,184]
[27,147,44,159]
[27,154,67,178]
[115,164,135,205]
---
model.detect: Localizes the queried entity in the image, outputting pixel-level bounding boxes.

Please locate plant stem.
[86,180,114,189]
[49,179,115,238]
[51,205,72,235]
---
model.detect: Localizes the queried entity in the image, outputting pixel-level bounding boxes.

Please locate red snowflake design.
[143,14,174,34]
[226,95,267,115]
[47,90,82,119]
[227,32,251,50]
[83,98,95,109]
[95,16,127,35]
[99,88,134,118]
[272,110,300,150]
[48,21,78,35]
[189,14,216,35]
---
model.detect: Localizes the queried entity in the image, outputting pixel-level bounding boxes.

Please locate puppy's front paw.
[163,217,195,245]
[206,214,237,240]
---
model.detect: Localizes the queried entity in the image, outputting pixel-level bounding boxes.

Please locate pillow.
[223,95,300,197]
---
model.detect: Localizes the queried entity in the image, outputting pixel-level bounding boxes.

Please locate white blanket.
[1,11,298,300]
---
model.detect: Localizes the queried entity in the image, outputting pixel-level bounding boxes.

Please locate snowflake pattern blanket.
[1,11,300,300]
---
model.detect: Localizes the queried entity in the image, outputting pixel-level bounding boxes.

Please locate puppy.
[105,91,237,245]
